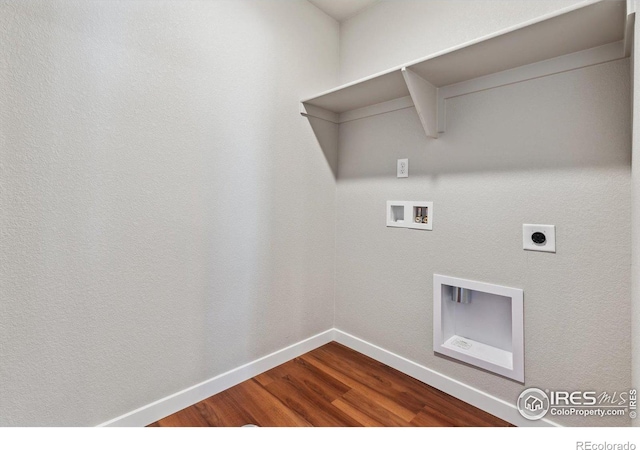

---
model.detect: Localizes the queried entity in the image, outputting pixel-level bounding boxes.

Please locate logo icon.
[517,388,550,420]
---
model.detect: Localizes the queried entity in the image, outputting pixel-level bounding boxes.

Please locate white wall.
[0,0,339,426]
[339,0,586,83]
[336,1,632,427]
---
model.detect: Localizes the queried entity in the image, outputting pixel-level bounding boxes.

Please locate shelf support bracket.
[300,102,339,124]
[625,0,636,57]
[300,102,339,178]
[401,67,439,139]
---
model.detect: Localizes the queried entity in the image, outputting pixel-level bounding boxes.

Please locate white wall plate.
[386,201,433,230]
[523,224,556,253]
[397,158,409,177]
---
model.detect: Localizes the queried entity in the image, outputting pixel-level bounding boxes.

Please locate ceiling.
[308,0,380,22]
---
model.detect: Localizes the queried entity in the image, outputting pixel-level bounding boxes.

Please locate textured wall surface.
[339,0,585,83]
[335,56,632,428]
[0,0,339,426]
[1,0,635,429]
[336,0,633,427]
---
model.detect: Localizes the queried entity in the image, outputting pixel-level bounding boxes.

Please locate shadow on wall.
[330,60,631,180]
[307,116,339,179]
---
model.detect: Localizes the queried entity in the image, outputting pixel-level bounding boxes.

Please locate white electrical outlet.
[397,159,408,178]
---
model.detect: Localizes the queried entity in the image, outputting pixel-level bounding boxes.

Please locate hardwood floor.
[149,342,512,427]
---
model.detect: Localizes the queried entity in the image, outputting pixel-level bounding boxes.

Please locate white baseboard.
[98,329,335,427]
[333,329,560,427]
[99,327,559,427]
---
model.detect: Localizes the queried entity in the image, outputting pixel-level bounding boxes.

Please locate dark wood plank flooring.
[149,342,512,427]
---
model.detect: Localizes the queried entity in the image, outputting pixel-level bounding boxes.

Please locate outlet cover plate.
[397,159,408,178]
[523,224,555,253]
